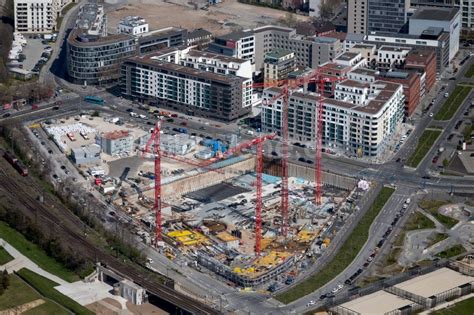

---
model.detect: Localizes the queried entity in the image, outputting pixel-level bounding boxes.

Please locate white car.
[405,198,411,204]
[429,113,434,117]
[444,92,449,98]
[331,284,344,294]
[307,300,315,307]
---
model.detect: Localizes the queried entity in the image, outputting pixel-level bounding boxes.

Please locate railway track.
[0,160,219,315]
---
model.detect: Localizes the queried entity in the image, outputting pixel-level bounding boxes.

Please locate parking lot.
[17,37,53,73]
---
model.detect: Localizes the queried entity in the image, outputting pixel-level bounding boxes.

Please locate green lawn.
[0,246,13,265]
[275,187,395,304]
[0,222,78,282]
[434,85,472,121]
[436,244,466,259]
[16,269,94,315]
[419,200,459,229]
[432,297,474,315]
[22,300,69,315]
[405,129,442,168]
[465,64,474,78]
[405,212,436,231]
[0,274,68,314]
[0,274,39,310]
[427,233,448,247]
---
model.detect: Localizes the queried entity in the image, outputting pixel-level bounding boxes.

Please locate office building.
[409,7,460,61]
[367,0,410,34]
[261,79,404,156]
[14,0,62,33]
[121,54,251,121]
[347,0,368,35]
[263,50,295,83]
[410,0,473,30]
[117,16,149,35]
[99,130,134,156]
[66,3,136,84]
[67,3,186,85]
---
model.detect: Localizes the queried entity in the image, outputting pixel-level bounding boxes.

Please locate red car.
[171,113,178,118]
[180,121,187,126]
[31,104,39,110]
[432,156,439,163]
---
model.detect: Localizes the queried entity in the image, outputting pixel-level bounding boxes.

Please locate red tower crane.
[144,127,275,256]
[143,121,162,245]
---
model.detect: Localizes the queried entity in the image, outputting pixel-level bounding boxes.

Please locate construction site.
[33,108,366,289]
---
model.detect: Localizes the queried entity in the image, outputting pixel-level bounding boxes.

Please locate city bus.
[84,95,104,105]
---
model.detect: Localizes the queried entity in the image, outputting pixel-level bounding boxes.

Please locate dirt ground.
[106,0,310,36]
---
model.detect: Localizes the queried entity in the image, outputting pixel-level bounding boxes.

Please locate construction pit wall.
[111,155,256,227]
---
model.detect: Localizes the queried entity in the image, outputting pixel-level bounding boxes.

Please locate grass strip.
[465,64,474,78]
[405,129,442,168]
[419,200,459,229]
[432,296,474,315]
[0,274,39,310]
[275,187,395,304]
[16,268,94,315]
[434,85,472,121]
[0,221,78,282]
[436,244,466,259]
[0,246,13,265]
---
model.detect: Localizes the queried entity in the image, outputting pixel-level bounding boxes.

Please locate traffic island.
[405,128,443,168]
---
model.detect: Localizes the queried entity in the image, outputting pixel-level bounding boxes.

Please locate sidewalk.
[0,238,68,285]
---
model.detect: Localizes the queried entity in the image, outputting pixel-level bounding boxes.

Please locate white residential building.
[14,0,61,33]
[261,79,404,156]
[117,16,149,35]
[376,46,411,70]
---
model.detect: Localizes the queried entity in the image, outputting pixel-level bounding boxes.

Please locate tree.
[1,270,9,290]
[442,158,449,168]
[462,125,472,142]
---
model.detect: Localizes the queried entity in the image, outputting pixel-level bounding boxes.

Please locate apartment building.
[14,0,61,33]
[121,54,251,121]
[347,0,368,35]
[261,79,405,156]
[405,49,437,94]
[376,46,411,70]
[263,50,296,83]
[117,16,149,35]
[364,30,450,73]
[367,0,411,34]
[409,7,461,61]
[254,26,343,70]
[207,31,256,69]
[99,130,134,156]
[348,43,377,66]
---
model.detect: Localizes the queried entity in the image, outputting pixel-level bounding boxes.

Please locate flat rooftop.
[335,52,360,61]
[412,7,459,21]
[394,267,474,298]
[349,68,378,76]
[339,290,414,315]
[187,50,247,64]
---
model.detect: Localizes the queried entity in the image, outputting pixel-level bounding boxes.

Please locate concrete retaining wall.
[162,157,256,197]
